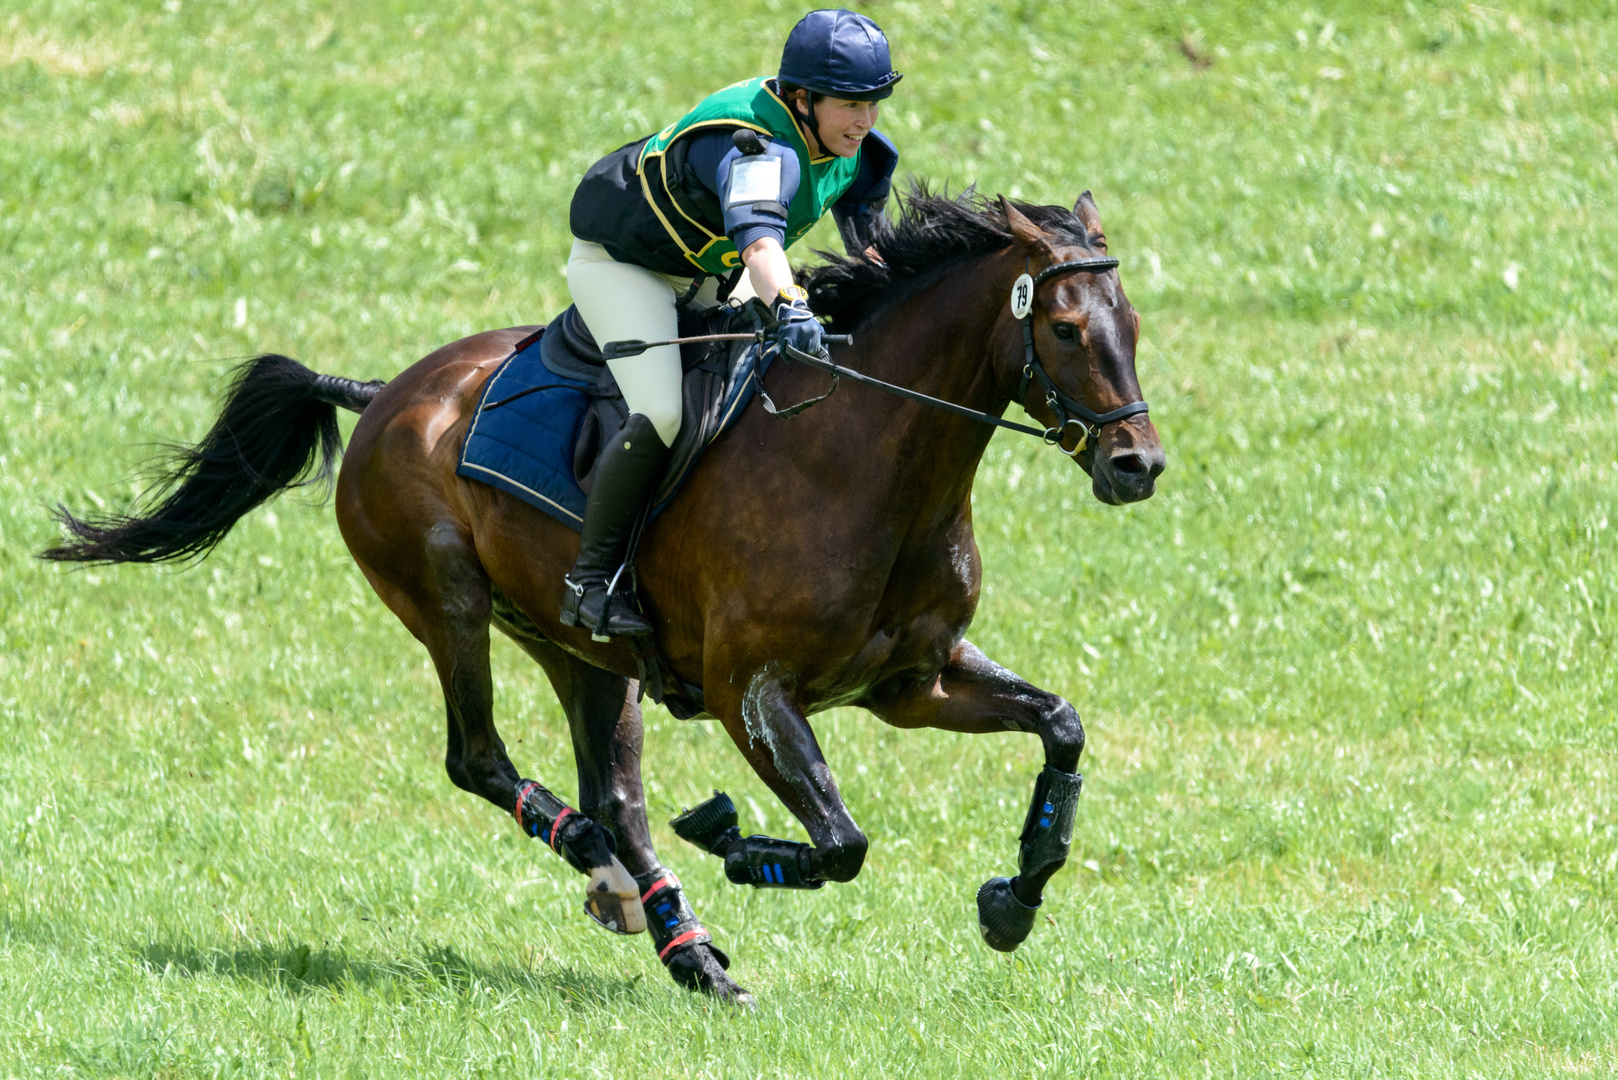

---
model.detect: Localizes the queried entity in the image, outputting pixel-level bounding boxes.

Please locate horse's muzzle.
[1084,419,1165,505]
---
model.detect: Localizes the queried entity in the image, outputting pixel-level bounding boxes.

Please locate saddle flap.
[573,367,630,494]
[540,308,606,382]
[570,301,770,499]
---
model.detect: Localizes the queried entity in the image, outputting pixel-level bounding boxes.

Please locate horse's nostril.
[1110,452,1146,476]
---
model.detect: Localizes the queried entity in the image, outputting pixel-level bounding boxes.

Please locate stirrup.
[559,574,590,629]
[560,572,653,641]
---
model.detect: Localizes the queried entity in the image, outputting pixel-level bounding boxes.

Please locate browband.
[1033,256,1119,287]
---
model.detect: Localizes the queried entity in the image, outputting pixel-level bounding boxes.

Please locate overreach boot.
[559,413,670,639]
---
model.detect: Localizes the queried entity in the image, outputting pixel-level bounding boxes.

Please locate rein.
[771,343,1049,437]
[772,254,1150,451]
[596,254,1152,450]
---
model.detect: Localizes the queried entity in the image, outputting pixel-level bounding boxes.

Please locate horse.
[44,187,1164,1003]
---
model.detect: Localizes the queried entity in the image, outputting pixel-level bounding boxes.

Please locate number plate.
[1010,273,1035,319]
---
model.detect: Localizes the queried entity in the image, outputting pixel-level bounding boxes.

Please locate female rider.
[561,8,902,638]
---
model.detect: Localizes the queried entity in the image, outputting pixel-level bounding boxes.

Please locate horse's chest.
[885,516,982,620]
[807,528,981,709]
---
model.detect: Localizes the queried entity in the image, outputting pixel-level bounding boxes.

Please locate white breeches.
[565,238,758,446]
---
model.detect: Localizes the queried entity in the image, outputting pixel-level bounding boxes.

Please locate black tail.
[41,355,386,565]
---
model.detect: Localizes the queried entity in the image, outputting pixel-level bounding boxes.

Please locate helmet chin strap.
[793,93,830,156]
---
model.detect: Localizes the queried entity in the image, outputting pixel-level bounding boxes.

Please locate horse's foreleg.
[521,641,748,1003]
[413,530,640,928]
[690,672,867,887]
[864,639,1085,952]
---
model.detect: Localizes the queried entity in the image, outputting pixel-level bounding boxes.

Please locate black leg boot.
[559,413,669,640]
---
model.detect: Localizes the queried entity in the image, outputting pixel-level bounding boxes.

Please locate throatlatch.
[634,867,728,969]
[514,779,646,934]
[671,791,825,890]
[977,765,1083,952]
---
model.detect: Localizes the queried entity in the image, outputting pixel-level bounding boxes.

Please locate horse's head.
[999,193,1165,505]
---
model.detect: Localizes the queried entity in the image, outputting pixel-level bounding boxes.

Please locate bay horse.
[45,188,1164,1003]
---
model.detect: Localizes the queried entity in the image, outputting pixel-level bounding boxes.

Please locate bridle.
[1011,255,1151,455]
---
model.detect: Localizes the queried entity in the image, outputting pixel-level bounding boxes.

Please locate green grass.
[2,0,1616,1075]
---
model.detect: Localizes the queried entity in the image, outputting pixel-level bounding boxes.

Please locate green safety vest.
[634,77,865,276]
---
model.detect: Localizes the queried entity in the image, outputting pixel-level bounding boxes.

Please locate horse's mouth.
[1078,429,1163,505]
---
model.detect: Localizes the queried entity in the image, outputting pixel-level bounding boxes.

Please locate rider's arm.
[743,235,819,357]
[830,128,898,256]
[739,236,795,300]
[699,131,819,352]
[696,131,804,301]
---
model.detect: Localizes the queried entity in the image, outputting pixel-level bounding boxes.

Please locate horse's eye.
[1052,323,1076,341]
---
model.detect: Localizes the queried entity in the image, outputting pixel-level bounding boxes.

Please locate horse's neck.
[845,256,1012,510]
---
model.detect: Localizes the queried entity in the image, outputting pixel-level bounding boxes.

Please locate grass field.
[3,0,1617,1075]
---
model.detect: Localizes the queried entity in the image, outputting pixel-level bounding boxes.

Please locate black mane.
[803,182,1093,330]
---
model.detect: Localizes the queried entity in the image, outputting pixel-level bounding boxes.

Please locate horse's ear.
[999,195,1046,246]
[1073,191,1106,250]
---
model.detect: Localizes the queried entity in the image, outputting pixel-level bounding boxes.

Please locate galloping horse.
[46,188,1164,1003]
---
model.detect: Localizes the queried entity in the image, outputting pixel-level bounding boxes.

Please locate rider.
[561,8,902,637]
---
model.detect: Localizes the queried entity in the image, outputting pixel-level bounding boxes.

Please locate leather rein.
[772,255,1150,453]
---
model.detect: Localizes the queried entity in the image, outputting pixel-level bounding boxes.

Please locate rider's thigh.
[566,239,685,445]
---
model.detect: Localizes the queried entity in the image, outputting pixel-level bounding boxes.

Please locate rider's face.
[801,94,881,158]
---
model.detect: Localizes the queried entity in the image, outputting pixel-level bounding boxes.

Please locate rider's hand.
[772,286,824,356]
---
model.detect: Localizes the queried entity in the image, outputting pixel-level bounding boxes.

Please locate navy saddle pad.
[456,305,775,530]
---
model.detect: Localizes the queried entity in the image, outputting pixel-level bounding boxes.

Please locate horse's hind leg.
[863,639,1086,953]
[373,526,643,931]
[512,634,750,1004]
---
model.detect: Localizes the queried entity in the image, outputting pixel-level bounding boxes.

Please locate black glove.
[772,287,824,356]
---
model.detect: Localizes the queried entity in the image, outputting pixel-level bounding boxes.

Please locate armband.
[726,156,783,209]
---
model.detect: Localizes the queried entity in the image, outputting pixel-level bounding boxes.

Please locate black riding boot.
[560,413,669,640]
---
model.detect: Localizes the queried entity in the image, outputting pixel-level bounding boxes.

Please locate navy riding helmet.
[778,9,902,101]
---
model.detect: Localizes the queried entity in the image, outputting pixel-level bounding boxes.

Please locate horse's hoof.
[666,941,753,1006]
[583,855,646,934]
[977,876,1038,952]
[724,985,758,1009]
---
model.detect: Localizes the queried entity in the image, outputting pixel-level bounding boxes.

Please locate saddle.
[537,299,774,506]
[458,299,782,721]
